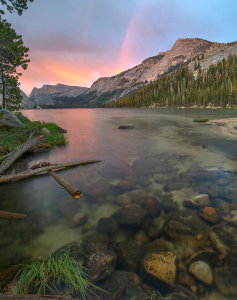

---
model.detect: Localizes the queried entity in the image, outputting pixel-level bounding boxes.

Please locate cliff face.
[28,38,237,107]
[29,83,89,106]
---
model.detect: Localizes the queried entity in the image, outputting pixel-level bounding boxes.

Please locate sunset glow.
[6,0,237,95]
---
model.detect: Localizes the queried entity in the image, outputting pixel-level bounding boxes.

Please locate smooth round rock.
[189,260,213,285]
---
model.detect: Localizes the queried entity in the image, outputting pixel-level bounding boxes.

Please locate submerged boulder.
[214,267,237,296]
[68,213,88,228]
[141,251,176,292]
[113,205,146,226]
[98,271,148,300]
[183,194,211,208]
[118,125,134,129]
[164,210,209,251]
[209,231,229,257]
[115,240,143,271]
[142,197,162,217]
[199,206,220,224]
[0,110,25,128]
[85,249,117,283]
[97,217,118,236]
[160,194,178,213]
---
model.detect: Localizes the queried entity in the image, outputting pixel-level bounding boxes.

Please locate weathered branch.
[0,135,44,175]
[48,171,82,199]
[0,211,27,220]
[0,160,101,184]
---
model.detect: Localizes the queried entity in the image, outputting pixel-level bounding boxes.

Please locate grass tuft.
[13,247,102,298]
[193,118,209,123]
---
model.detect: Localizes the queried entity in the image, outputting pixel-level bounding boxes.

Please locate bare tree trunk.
[0,160,100,183]
[0,211,27,220]
[0,135,44,175]
[48,171,82,199]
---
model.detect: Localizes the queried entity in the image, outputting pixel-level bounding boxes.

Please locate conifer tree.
[0,19,29,110]
[0,0,33,16]
[107,54,237,108]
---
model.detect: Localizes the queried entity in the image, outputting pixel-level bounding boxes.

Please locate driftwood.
[0,160,100,184]
[0,135,44,175]
[0,295,73,300]
[48,171,82,199]
[0,211,27,220]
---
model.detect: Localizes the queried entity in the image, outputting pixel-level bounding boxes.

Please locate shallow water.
[1,108,237,299]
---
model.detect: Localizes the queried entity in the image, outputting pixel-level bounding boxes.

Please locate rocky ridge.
[29,83,89,107]
[27,38,237,107]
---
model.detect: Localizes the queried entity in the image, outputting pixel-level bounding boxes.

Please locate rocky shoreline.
[206,118,237,139]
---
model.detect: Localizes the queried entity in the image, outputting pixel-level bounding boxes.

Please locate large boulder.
[141,251,177,292]
[0,110,25,128]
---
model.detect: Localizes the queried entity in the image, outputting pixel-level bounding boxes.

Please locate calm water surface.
[1,108,237,299]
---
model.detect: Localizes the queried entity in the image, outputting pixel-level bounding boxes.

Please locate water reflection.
[0,108,237,299]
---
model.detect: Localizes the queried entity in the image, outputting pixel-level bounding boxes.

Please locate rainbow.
[118,0,141,70]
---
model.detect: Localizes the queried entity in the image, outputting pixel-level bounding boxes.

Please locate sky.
[5,0,237,95]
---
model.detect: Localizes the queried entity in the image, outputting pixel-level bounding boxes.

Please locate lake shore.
[206,118,237,139]
[0,112,67,163]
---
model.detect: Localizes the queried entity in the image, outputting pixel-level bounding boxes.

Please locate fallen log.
[0,211,27,220]
[0,160,100,184]
[48,171,82,199]
[0,135,45,175]
[0,295,73,300]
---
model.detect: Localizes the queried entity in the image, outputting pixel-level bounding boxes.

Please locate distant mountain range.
[25,38,237,108]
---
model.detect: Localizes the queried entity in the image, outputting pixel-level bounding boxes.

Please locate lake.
[1,108,237,299]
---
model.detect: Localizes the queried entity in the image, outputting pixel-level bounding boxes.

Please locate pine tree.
[0,0,33,16]
[0,19,29,110]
